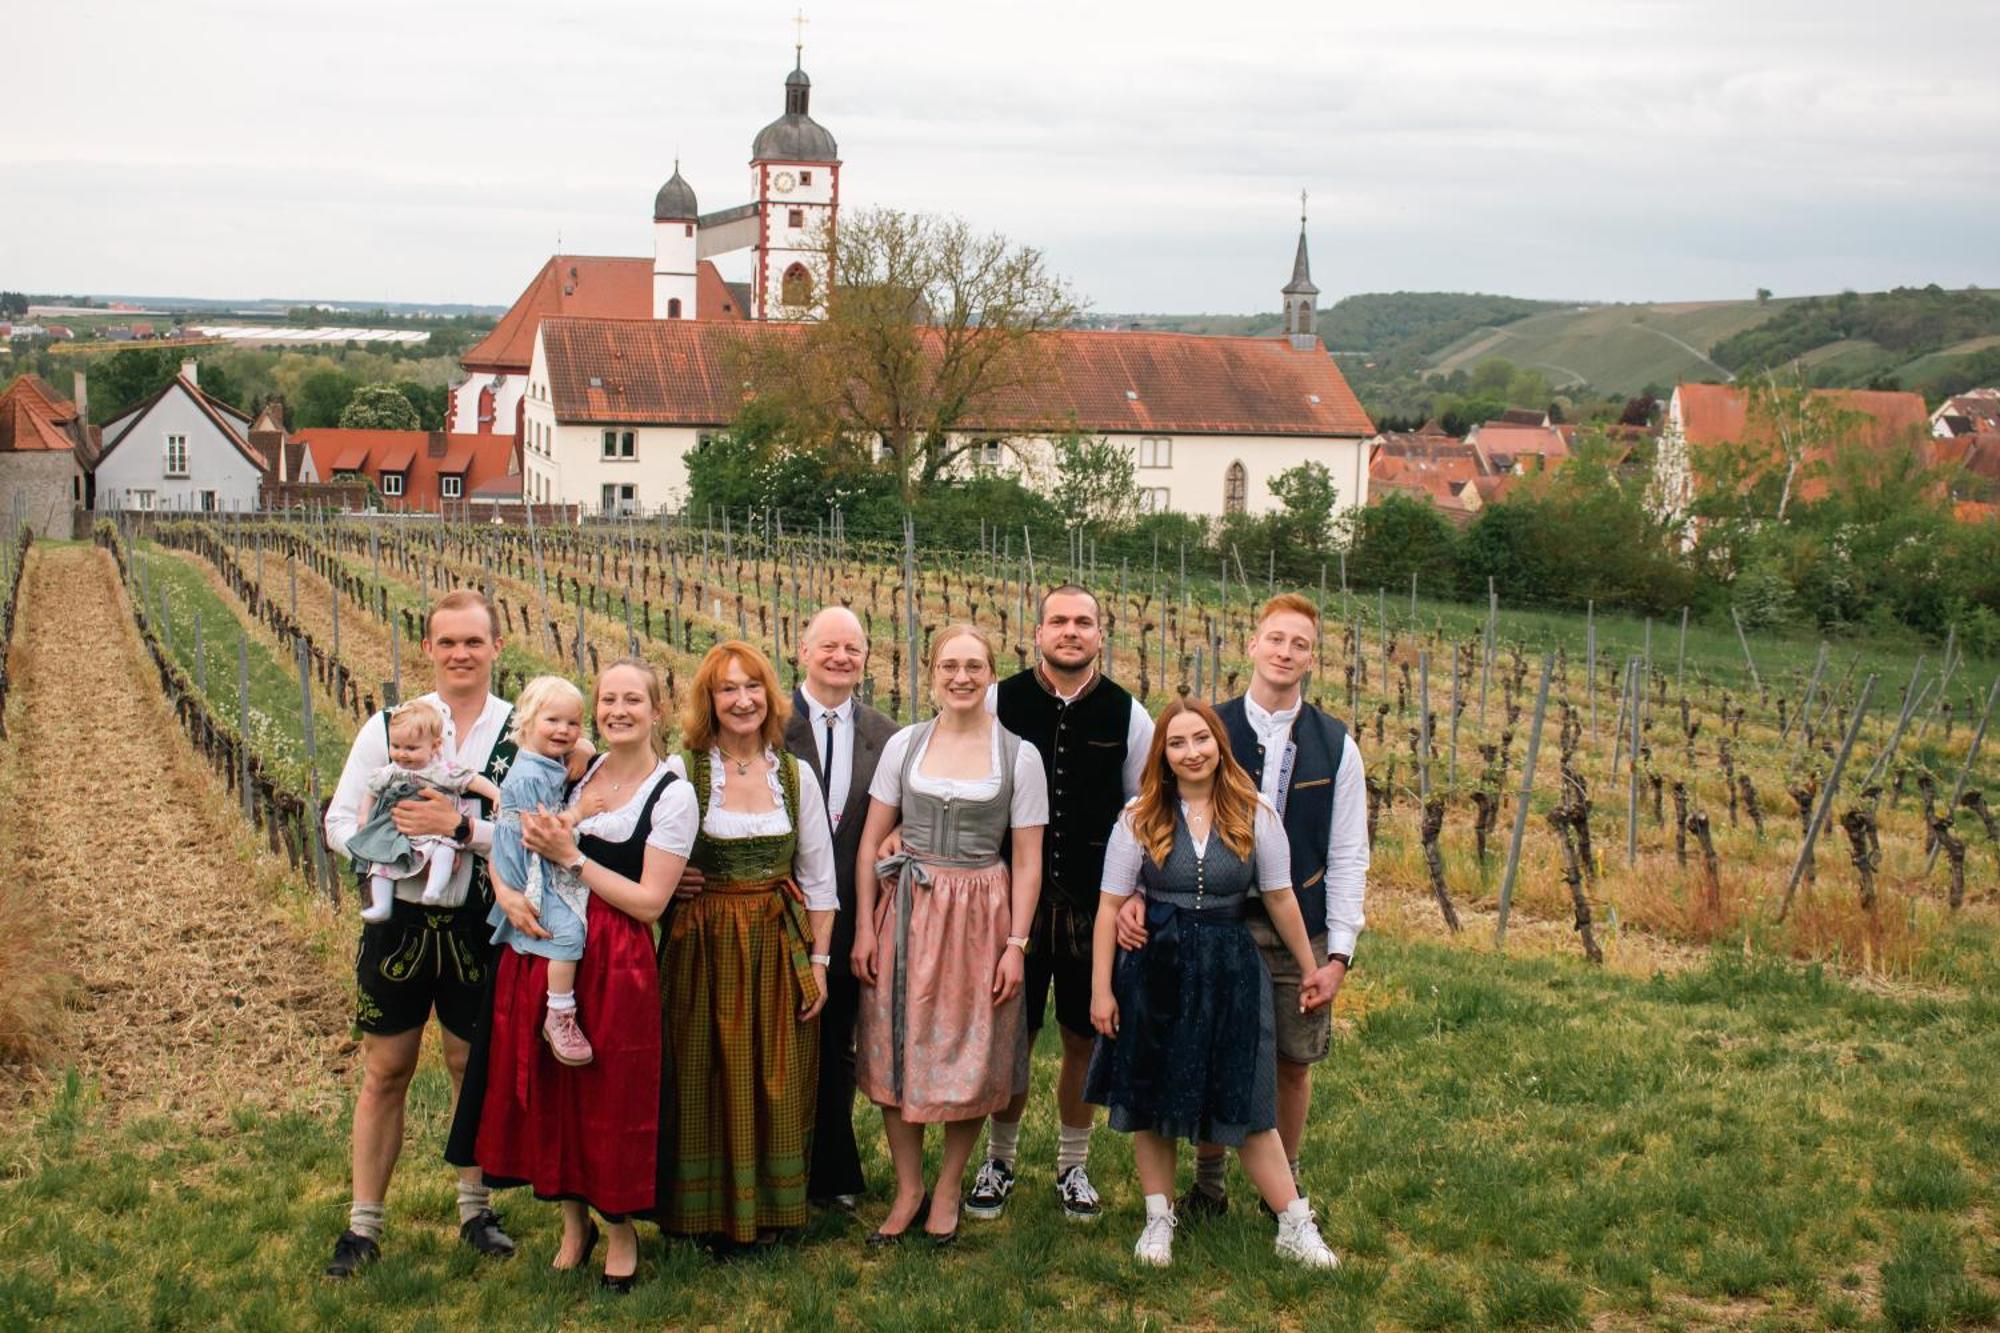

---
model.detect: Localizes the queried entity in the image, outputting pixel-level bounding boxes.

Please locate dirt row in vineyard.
[0,546,350,1125]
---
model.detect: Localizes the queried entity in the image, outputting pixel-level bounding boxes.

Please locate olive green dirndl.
[656,749,823,1242]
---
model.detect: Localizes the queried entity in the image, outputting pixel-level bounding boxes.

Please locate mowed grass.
[5,935,2000,1331]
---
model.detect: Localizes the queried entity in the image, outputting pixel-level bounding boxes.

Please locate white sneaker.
[1134,1211,1176,1267]
[1275,1204,1340,1270]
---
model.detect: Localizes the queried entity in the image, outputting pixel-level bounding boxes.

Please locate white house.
[93,361,269,512]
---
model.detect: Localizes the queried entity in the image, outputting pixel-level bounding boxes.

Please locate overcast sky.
[5,0,1996,313]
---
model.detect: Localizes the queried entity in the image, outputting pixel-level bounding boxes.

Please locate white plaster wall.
[653,219,698,318]
[94,383,264,511]
[449,372,525,436]
[754,162,835,320]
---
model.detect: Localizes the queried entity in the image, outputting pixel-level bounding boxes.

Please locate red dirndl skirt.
[474,903,662,1217]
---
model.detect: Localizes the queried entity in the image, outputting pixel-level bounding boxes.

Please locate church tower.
[653,162,699,319]
[749,44,840,321]
[1283,192,1320,351]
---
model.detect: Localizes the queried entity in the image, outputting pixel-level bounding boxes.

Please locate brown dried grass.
[0,546,353,1127]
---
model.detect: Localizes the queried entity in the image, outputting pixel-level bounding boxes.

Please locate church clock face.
[773,170,796,193]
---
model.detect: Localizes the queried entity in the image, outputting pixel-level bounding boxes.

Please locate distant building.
[1650,382,1931,531]
[450,49,836,440]
[0,373,96,534]
[296,429,516,514]
[1932,388,2000,438]
[1465,420,1572,474]
[93,361,268,512]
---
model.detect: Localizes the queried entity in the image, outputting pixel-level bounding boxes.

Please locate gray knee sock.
[348,1200,385,1242]
[456,1180,492,1224]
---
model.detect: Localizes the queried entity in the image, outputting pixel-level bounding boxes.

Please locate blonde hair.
[1130,697,1262,864]
[509,675,585,746]
[682,642,788,753]
[592,657,668,757]
[387,698,444,742]
[927,623,996,675]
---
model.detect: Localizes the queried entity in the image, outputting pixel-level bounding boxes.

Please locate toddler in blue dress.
[488,676,596,1066]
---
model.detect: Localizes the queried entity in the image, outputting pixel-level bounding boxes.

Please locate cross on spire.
[793,7,809,65]
[1301,188,1308,228]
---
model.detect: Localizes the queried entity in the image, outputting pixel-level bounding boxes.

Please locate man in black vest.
[785,606,899,1208]
[1119,591,1367,1217]
[970,583,1153,1223]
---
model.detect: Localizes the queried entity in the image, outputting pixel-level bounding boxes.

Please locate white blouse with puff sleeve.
[867,722,1049,828]
[1098,797,1293,897]
[663,749,839,911]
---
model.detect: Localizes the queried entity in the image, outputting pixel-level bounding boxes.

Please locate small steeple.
[1283,190,1319,349]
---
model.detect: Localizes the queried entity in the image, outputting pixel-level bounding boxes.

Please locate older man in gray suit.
[785,605,899,1206]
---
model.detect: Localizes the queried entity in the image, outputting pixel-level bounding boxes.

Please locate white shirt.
[325,691,512,908]
[1099,798,1292,897]
[869,722,1050,828]
[1242,691,1370,957]
[570,757,701,859]
[798,684,856,831]
[983,674,1155,800]
[663,749,839,911]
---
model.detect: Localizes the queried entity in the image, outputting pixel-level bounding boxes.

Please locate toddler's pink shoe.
[542,1006,594,1066]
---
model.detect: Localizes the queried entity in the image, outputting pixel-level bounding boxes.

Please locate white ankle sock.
[986,1117,1021,1168]
[547,990,576,1012]
[1057,1123,1091,1175]
[1284,1196,1312,1222]
[1145,1192,1172,1220]
[348,1200,385,1242]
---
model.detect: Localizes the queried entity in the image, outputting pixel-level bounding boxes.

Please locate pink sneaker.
[542,1006,594,1066]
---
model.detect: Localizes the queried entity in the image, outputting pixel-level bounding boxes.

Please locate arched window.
[667,297,683,319]
[782,262,814,307]
[1224,461,1248,515]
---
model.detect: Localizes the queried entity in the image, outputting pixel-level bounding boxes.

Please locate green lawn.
[6,932,1999,1330]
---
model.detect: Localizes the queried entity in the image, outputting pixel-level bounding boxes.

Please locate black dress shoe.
[460,1208,517,1258]
[324,1229,380,1279]
[866,1194,929,1248]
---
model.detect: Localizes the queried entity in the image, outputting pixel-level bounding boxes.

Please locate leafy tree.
[1341,492,1460,593]
[338,382,421,430]
[88,347,183,423]
[1266,461,1340,558]
[291,370,357,428]
[396,381,448,431]
[0,291,26,319]
[1049,432,1139,533]
[742,207,1080,498]
[1756,287,1772,305]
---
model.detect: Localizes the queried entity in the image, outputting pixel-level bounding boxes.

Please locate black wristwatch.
[453,815,473,843]
[1327,952,1352,970]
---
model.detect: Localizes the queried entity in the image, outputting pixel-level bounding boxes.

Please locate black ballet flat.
[926,1200,962,1249]
[866,1194,930,1248]
[598,1269,638,1294]
[553,1219,599,1273]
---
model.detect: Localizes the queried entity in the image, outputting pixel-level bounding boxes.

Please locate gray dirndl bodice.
[892,718,1020,866]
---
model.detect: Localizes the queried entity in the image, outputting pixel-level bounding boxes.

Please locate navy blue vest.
[1215,696,1344,936]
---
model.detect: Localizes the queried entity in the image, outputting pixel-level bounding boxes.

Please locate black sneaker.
[1175,1183,1229,1221]
[964,1158,1015,1219]
[1056,1165,1102,1223]
[324,1229,380,1279]
[459,1208,516,1258]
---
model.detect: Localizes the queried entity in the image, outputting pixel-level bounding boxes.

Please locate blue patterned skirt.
[1084,896,1277,1146]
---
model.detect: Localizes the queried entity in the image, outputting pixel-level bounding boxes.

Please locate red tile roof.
[1675,382,1932,502]
[538,318,1375,438]
[295,430,515,512]
[1471,421,1572,465]
[462,256,747,373]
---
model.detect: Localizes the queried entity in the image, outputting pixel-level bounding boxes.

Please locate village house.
[296,428,517,514]
[0,373,97,535]
[1366,429,1496,526]
[1649,381,1931,532]
[1931,388,2000,438]
[1465,419,1573,474]
[93,361,268,512]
